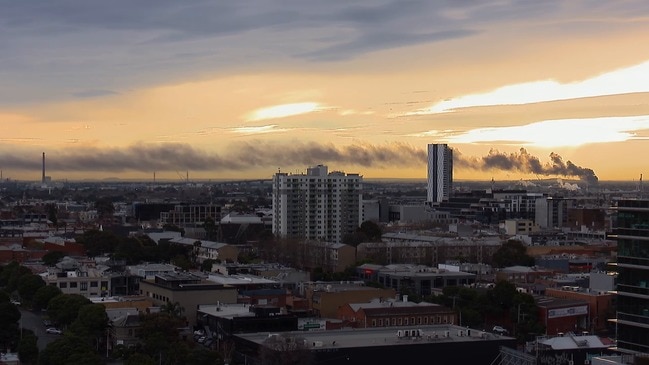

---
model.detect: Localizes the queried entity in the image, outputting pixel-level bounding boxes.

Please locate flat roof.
[198,303,256,319]
[236,324,512,349]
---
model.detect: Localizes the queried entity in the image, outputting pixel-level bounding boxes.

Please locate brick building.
[337,298,457,328]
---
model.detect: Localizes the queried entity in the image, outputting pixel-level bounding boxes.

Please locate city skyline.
[1,1,649,181]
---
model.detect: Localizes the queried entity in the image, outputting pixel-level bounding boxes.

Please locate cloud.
[245,102,323,122]
[0,141,598,184]
[71,89,119,98]
[443,115,649,147]
[0,1,606,104]
[229,125,289,135]
[412,60,649,114]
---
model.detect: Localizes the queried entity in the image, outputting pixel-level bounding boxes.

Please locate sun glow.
[442,115,649,147]
[412,60,649,114]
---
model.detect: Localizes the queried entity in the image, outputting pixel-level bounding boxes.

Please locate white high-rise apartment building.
[427,144,453,203]
[272,165,362,243]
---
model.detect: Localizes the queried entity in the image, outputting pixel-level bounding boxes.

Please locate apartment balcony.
[618,284,649,298]
[617,311,649,328]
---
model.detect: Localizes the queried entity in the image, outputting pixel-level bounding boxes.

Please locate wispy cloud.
[246,102,323,122]
[442,115,649,147]
[230,125,289,135]
[412,60,649,114]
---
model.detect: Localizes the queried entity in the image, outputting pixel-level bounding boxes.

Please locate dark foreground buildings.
[233,324,515,365]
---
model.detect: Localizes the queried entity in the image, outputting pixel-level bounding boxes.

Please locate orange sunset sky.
[1,1,649,182]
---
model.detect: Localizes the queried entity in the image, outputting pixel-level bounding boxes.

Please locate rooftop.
[237,324,512,349]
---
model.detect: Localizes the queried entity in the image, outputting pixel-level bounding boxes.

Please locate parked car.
[46,328,63,335]
[492,326,508,335]
[10,299,21,306]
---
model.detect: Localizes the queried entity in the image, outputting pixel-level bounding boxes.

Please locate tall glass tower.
[427,144,453,204]
[612,199,649,355]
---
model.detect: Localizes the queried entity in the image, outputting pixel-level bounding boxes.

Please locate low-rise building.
[375,264,475,297]
[169,237,239,263]
[496,266,554,284]
[358,233,502,266]
[337,298,457,328]
[138,272,238,325]
[301,281,396,318]
[545,287,614,333]
[42,257,111,297]
[299,241,356,273]
[233,324,516,365]
[536,296,590,336]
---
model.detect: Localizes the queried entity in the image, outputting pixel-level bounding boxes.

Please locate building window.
[90,281,98,288]
[379,319,383,326]
[392,318,396,326]
[398,318,403,326]
[59,282,67,288]
[80,282,88,291]
[70,282,78,288]
[424,317,428,324]
[417,317,421,325]
[404,318,408,325]
[372,319,376,327]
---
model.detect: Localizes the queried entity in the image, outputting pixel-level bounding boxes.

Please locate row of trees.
[75,230,194,268]
[412,281,544,342]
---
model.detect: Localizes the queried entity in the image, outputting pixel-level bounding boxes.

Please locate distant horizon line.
[1,177,641,184]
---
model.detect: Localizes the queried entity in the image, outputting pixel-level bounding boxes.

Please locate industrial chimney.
[42,152,46,183]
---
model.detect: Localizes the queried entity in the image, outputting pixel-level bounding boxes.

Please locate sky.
[1,1,649,183]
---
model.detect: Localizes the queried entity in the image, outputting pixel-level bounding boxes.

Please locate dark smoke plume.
[0,142,597,183]
[454,148,598,185]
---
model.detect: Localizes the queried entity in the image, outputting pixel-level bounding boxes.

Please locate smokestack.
[42,152,45,183]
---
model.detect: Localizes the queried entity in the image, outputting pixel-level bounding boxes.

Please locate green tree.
[1,262,32,292]
[46,203,58,226]
[186,347,222,365]
[47,294,91,327]
[18,332,39,364]
[0,301,20,351]
[76,229,120,257]
[203,217,218,241]
[359,221,383,241]
[17,274,46,305]
[160,301,185,319]
[492,240,535,268]
[138,312,186,361]
[171,255,192,270]
[41,251,65,266]
[70,304,109,348]
[33,285,62,311]
[113,237,146,264]
[39,335,101,365]
[94,197,115,219]
[200,259,215,272]
[126,353,155,365]
[259,334,313,365]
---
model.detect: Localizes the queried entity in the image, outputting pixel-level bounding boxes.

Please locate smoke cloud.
[454,148,598,184]
[0,142,597,183]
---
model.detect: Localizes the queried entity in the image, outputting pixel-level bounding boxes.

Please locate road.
[19,308,59,350]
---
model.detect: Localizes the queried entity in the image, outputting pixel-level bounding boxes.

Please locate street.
[19,308,58,351]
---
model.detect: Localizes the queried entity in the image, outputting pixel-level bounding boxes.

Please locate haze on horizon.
[1,1,649,182]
